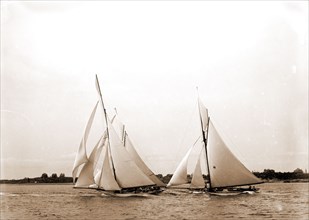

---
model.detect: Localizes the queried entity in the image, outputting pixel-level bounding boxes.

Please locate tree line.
[158,168,309,184]
[252,168,309,181]
[0,168,308,184]
[0,173,73,184]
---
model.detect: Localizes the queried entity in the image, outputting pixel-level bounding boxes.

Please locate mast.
[122,125,126,143]
[196,88,212,190]
[95,74,117,186]
[204,117,211,189]
[199,112,212,190]
[123,130,127,147]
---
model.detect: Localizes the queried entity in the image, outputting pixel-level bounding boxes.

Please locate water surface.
[1,183,308,219]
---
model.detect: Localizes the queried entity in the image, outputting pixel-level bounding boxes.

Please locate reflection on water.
[1,183,308,219]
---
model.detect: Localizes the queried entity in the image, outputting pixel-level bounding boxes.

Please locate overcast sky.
[1,1,308,179]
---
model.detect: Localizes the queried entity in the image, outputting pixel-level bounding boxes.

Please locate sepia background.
[1,1,308,179]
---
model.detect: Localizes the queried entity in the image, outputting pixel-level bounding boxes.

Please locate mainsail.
[207,120,263,188]
[190,150,206,189]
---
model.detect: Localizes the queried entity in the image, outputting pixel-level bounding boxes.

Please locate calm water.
[1,183,308,219]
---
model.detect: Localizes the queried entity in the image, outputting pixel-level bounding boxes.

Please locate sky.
[1,1,308,179]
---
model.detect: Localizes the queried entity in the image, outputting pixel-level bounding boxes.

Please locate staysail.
[72,101,99,183]
[167,136,201,187]
[167,145,193,187]
[74,136,105,187]
[74,114,117,188]
[190,149,206,189]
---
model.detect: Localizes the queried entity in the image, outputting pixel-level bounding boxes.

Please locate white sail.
[75,114,117,188]
[198,97,209,132]
[98,140,121,191]
[190,150,205,189]
[207,120,263,188]
[167,146,193,187]
[74,136,104,187]
[111,115,165,186]
[94,171,101,186]
[124,133,165,186]
[108,119,155,188]
[72,101,99,182]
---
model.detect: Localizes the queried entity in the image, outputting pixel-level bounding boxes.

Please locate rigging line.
[185,135,202,168]
[192,135,202,147]
[112,111,147,165]
[191,141,205,175]
[92,133,107,178]
[175,101,198,161]
[91,135,103,168]
[95,74,117,187]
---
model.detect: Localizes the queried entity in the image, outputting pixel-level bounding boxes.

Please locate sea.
[1,182,308,220]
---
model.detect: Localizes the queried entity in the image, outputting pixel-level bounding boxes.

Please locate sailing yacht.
[167,96,263,194]
[72,75,164,195]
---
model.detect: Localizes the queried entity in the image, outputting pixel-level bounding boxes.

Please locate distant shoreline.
[1,180,308,185]
[0,176,73,184]
[1,171,308,184]
[266,179,309,183]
